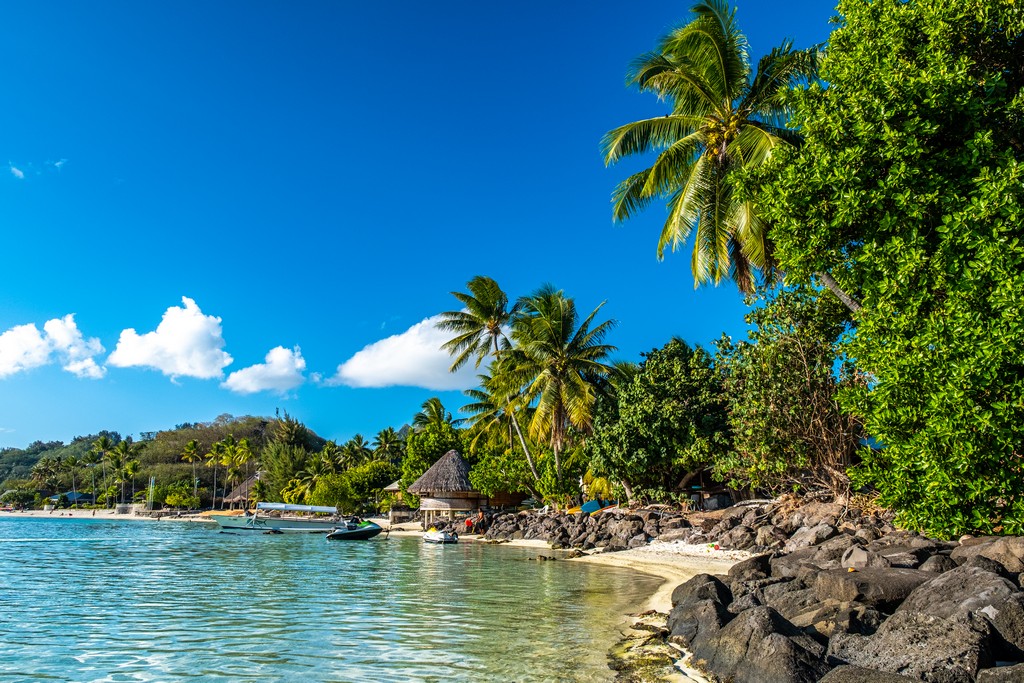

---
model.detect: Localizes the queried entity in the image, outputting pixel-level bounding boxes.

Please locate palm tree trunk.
[508,408,540,482]
[818,271,862,313]
[213,467,218,509]
[192,462,197,501]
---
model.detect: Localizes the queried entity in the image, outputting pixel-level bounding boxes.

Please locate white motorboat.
[423,528,458,544]
[210,502,342,533]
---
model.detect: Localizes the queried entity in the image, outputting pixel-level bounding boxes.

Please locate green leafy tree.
[587,339,730,503]
[603,0,818,292]
[714,289,863,498]
[261,442,309,502]
[756,0,1024,536]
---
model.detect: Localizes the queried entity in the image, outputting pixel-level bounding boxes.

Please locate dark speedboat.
[325,519,385,541]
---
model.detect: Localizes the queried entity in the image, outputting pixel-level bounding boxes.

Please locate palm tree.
[507,285,616,480]
[602,0,818,293]
[64,455,80,504]
[438,276,538,479]
[372,427,404,464]
[204,442,225,509]
[413,398,454,429]
[438,275,519,370]
[90,435,114,504]
[110,438,145,504]
[82,451,99,502]
[181,439,202,502]
[344,434,372,467]
[124,459,140,502]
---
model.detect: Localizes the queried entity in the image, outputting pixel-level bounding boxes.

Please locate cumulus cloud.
[328,315,480,390]
[0,315,105,379]
[108,297,232,380]
[0,324,50,377]
[9,163,24,180]
[44,315,107,378]
[222,346,306,395]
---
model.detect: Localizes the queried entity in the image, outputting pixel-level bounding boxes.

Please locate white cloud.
[0,324,51,377]
[328,314,480,390]
[53,159,67,170]
[222,346,305,395]
[43,315,106,378]
[108,297,232,380]
[9,164,24,180]
[0,315,105,379]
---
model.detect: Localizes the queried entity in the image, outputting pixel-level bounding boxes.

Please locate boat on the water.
[423,528,458,544]
[210,502,342,533]
[326,519,384,541]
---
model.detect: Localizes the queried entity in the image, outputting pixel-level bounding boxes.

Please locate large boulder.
[814,568,932,610]
[842,546,893,570]
[951,537,1024,573]
[692,606,831,683]
[977,663,1024,682]
[728,553,772,582]
[896,564,1018,620]
[818,665,920,682]
[784,523,838,553]
[787,600,884,641]
[828,611,994,683]
[919,554,959,574]
[667,598,731,650]
[670,573,732,608]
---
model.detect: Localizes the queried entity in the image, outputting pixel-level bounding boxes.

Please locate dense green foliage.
[758,0,1024,535]
[587,339,730,503]
[714,289,863,497]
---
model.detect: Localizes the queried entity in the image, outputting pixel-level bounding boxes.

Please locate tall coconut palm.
[82,451,99,502]
[413,398,454,429]
[110,438,145,504]
[124,459,140,502]
[181,439,202,502]
[438,276,538,480]
[204,442,225,509]
[90,435,114,504]
[344,434,372,467]
[603,0,818,293]
[372,427,404,464]
[507,285,616,480]
[64,455,80,504]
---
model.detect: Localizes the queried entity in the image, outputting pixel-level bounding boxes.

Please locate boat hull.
[423,530,458,544]
[210,513,340,533]
[326,522,384,541]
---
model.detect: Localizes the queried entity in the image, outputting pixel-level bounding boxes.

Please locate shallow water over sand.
[0,518,659,682]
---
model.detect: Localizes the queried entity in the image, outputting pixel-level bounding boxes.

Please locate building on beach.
[408,450,485,529]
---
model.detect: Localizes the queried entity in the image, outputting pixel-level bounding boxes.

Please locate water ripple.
[0,518,659,682]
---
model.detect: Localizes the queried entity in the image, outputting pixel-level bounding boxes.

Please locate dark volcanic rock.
[692,606,831,683]
[919,554,959,573]
[784,523,838,552]
[670,573,732,608]
[728,553,772,582]
[818,665,919,682]
[991,591,1024,658]
[896,564,1018,620]
[814,567,932,610]
[762,586,820,621]
[667,598,731,650]
[788,600,884,641]
[951,537,1024,573]
[842,546,893,569]
[977,663,1024,682]
[827,611,993,683]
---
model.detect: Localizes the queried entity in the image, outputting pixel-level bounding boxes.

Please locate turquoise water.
[0,518,659,682]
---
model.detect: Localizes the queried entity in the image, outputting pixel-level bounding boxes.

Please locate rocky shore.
[485,498,1024,682]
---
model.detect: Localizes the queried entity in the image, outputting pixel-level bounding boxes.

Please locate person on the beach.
[465,516,474,534]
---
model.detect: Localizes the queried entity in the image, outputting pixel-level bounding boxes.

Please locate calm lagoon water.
[0,518,659,682]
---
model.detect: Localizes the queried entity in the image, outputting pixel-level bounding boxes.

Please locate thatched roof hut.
[408,450,485,527]
[223,473,259,508]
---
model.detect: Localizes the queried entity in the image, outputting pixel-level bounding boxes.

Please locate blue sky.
[0,1,838,448]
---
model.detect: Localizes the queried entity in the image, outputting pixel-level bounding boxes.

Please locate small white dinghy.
[423,528,458,544]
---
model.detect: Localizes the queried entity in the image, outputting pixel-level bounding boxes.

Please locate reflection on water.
[0,518,659,682]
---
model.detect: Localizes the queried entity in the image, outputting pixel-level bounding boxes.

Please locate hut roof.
[408,450,475,494]
[383,479,402,493]
[223,473,260,503]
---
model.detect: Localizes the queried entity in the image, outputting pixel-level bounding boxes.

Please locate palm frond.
[602,115,704,164]
[660,153,712,258]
